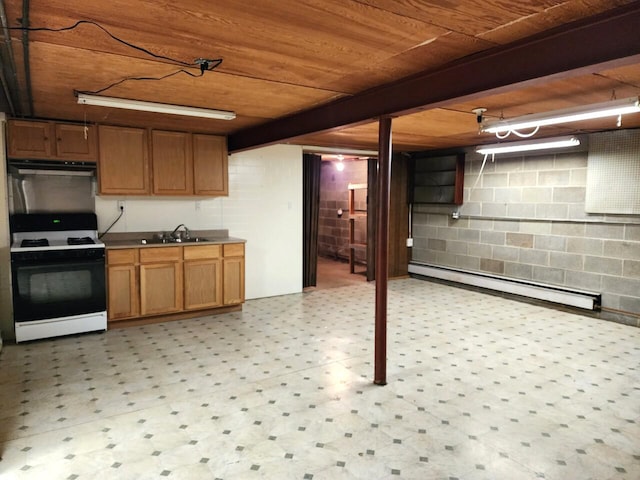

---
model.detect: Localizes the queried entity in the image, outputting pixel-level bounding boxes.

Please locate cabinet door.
[107,265,139,321]
[193,134,228,196]
[140,262,183,315]
[184,259,222,310]
[98,125,150,195]
[7,120,53,158]
[152,130,193,195]
[55,124,97,161]
[223,243,245,306]
[223,257,244,305]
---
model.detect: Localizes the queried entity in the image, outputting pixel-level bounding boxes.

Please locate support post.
[374,117,392,385]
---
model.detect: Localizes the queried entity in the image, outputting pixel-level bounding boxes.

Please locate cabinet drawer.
[184,244,221,260]
[223,243,244,257]
[139,246,182,263]
[107,248,138,265]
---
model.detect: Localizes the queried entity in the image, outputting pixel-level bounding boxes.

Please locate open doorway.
[303,152,373,290]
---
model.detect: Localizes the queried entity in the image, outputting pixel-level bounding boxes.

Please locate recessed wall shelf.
[411,153,465,205]
[348,183,367,274]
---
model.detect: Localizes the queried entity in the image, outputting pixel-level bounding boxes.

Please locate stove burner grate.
[21,238,49,247]
[67,237,95,245]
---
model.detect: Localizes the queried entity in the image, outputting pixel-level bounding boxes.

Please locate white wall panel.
[225,145,303,299]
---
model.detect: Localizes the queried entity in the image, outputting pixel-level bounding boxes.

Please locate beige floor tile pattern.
[0,278,639,479]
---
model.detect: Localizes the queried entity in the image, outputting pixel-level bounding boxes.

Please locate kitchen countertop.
[102,229,246,249]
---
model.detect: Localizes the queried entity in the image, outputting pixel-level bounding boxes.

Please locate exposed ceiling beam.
[228,3,640,153]
[0,0,19,115]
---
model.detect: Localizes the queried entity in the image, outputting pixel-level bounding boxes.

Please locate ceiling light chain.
[495,125,540,140]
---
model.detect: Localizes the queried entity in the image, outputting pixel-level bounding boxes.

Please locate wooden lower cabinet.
[106,249,139,321]
[107,264,139,320]
[223,243,245,305]
[140,262,183,316]
[184,245,222,310]
[106,243,244,324]
[139,247,183,316]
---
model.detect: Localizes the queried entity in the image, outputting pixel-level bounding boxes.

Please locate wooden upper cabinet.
[7,120,52,158]
[98,125,150,195]
[7,119,97,161]
[54,123,97,161]
[193,134,228,196]
[152,130,193,195]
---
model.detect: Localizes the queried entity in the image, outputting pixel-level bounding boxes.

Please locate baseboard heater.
[408,262,600,310]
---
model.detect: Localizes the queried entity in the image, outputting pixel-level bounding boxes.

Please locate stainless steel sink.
[140,237,208,245]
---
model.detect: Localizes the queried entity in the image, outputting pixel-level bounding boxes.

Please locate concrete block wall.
[411,145,640,326]
[318,160,367,262]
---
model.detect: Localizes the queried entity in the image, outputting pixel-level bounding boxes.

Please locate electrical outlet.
[117,200,125,212]
[406,238,413,247]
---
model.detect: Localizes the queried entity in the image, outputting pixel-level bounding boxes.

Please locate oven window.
[12,259,106,322]
[28,270,93,303]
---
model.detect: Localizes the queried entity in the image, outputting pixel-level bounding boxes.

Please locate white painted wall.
[95,144,303,300]
[223,145,303,299]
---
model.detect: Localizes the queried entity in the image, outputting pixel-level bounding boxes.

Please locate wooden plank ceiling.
[2,0,640,153]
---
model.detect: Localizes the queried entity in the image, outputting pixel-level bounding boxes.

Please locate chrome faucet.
[171,224,191,240]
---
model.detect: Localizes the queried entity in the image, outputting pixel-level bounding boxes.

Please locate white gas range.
[10,213,107,343]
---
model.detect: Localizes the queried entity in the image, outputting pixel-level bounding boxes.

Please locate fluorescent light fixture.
[483,96,640,134]
[302,146,378,156]
[476,136,580,155]
[77,93,236,120]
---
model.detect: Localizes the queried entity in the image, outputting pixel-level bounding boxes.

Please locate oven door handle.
[11,255,106,266]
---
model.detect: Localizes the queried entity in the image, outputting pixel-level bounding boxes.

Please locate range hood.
[7,160,96,214]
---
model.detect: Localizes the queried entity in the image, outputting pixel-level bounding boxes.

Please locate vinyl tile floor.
[0,278,639,480]
[308,256,367,291]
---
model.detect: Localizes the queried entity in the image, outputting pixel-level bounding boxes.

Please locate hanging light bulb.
[335,161,345,171]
